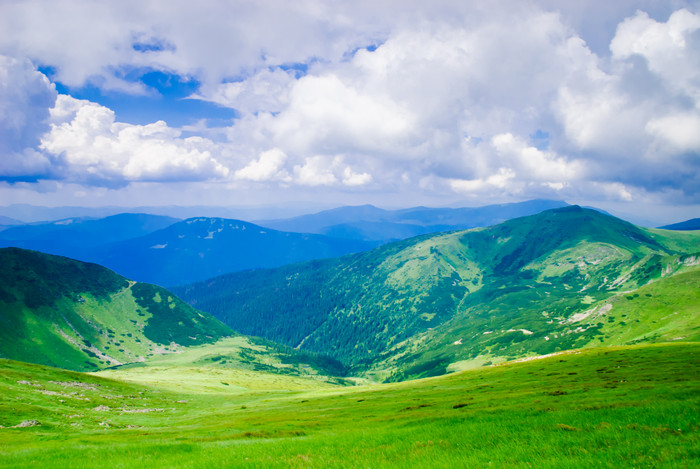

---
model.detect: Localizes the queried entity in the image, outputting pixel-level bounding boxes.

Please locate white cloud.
[490,133,586,183]
[293,155,339,186]
[449,168,516,194]
[611,9,700,104]
[196,68,296,115]
[40,95,229,185]
[2,1,700,208]
[234,148,289,182]
[646,113,700,153]
[0,55,56,178]
[342,166,373,186]
[268,74,415,156]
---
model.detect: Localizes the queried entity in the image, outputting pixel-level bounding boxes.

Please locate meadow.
[1,342,698,468]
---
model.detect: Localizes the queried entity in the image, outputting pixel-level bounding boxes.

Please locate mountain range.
[174,206,700,381]
[256,199,570,241]
[0,199,584,286]
[0,214,376,286]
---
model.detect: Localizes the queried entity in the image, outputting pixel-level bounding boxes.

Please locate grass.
[1,342,698,468]
[95,337,345,393]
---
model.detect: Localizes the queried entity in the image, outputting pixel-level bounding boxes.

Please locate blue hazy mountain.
[0,213,180,256]
[660,218,700,231]
[89,217,379,286]
[257,199,570,241]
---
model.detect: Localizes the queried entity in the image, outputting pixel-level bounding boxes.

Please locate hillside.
[257,199,569,241]
[89,217,378,286]
[174,207,700,380]
[0,248,232,371]
[1,343,698,467]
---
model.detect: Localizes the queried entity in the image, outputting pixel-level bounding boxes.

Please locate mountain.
[0,248,232,372]
[0,203,328,223]
[0,215,23,226]
[88,217,378,286]
[0,214,377,287]
[660,218,700,231]
[0,213,180,256]
[174,206,700,381]
[257,199,570,241]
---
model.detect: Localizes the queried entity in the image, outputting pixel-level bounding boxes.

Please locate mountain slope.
[90,217,378,286]
[174,207,700,380]
[0,248,232,371]
[257,199,570,241]
[0,213,180,257]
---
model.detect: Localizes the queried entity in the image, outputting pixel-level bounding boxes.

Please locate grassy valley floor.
[1,342,698,468]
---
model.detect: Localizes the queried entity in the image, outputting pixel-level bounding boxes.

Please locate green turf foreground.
[1,343,698,468]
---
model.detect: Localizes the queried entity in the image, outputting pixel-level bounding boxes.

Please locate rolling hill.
[256,199,570,241]
[174,206,700,381]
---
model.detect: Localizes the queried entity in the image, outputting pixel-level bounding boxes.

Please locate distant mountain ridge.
[0,214,379,287]
[174,206,700,381]
[89,217,379,286]
[257,199,570,241]
[660,218,700,231]
[0,213,180,256]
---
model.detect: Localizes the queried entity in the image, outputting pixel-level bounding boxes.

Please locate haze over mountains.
[0,199,588,286]
[256,199,570,241]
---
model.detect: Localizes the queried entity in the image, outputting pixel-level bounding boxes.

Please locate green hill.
[1,343,698,467]
[0,248,232,371]
[174,207,700,380]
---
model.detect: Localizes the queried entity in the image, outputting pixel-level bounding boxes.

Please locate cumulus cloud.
[2,1,700,209]
[234,148,289,182]
[611,9,700,103]
[0,55,56,179]
[40,95,229,185]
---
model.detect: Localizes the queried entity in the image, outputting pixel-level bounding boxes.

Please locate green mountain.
[0,248,232,372]
[174,206,700,381]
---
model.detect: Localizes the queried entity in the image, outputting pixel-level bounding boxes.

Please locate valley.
[1,343,697,467]
[0,204,698,467]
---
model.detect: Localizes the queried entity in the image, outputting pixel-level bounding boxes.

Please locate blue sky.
[1,0,699,224]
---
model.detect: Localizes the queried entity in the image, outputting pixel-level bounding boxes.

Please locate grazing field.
[2,342,698,468]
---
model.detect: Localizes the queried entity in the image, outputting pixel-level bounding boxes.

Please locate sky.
[1,0,699,224]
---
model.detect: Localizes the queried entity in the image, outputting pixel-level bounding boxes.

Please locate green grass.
[1,342,698,468]
[95,336,349,392]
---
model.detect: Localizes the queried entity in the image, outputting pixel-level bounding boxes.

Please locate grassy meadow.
[1,342,698,468]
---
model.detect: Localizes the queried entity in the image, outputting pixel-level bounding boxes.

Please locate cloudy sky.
[1,0,699,223]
